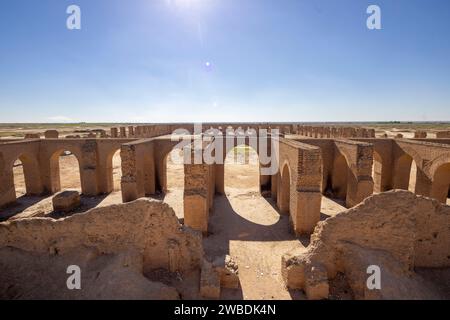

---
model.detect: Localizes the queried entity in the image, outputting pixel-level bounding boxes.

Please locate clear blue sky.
[0,0,449,123]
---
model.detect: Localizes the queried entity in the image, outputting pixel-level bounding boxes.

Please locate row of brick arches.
[1,126,450,235]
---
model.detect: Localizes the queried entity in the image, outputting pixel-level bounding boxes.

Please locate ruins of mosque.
[0,123,449,299]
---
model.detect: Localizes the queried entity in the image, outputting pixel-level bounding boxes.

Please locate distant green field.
[0,132,23,137]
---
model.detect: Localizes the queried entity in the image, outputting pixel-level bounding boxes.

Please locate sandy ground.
[2,147,448,299]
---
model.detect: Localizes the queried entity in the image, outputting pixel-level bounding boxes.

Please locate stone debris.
[52,190,80,213]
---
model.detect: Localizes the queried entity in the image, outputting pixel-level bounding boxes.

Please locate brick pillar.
[120,127,126,138]
[0,166,16,208]
[121,144,145,202]
[345,144,374,207]
[128,126,135,137]
[414,167,432,198]
[292,148,322,235]
[110,128,118,138]
[79,140,99,196]
[184,159,212,234]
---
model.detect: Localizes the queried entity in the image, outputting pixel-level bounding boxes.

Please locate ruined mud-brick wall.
[436,131,450,138]
[116,123,296,139]
[393,139,450,197]
[120,139,156,202]
[279,139,323,192]
[414,131,427,138]
[282,191,450,299]
[183,141,215,234]
[293,138,374,206]
[0,199,203,274]
[278,138,322,234]
[294,139,334,193]
[414,138,450,145]
[333,139,374,207]
[44,130,59,139]
[296,126,375,138]
[350,138,395,192]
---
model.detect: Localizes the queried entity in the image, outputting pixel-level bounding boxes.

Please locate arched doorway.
[372,152,383,193]
[224,145,260,195]
[166,148,185,193]
[331,153,349,200]
[279,164,291,214]
[162,147,185,218]
[13,158,26,198]
[430,163,450,204]
[11,153,41,198]
[408,160,418,193]
[110,149,122,192]
[50,150,81,193]
[393,153,414,191]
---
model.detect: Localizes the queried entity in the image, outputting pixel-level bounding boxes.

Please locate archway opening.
[394,153,413,191]
[163,147,185,217]
[430,163,450,204]
[11,153,39,199]
[224,145,260,195]
[166,148,185,193]
[372,152,383,193]
[13,158,26,198]
[331,153,349,201]
[280,164,291,214]
[408,160,417,193]
[50,150,81,192]
[215,144,281,229]
[111,149,122,192]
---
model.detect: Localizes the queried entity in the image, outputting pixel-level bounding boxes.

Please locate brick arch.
[223,143,261,193]
[158,142,187,193]
[8,152,43,196]
[279,162,292,215]
[430,162,450,203]
[370,142,394,192]
[426,152,450,179]
[280,160,292,179]
[331,152,351,200]
[105,147,122,192]
[223,137,260,160]
[163,146,185,193]
[221,134,274,194]
[49,148,83,194]
[393,153,413,189]
[396,145,424,172]
[333,145,358,177]
[224,143,259,162]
